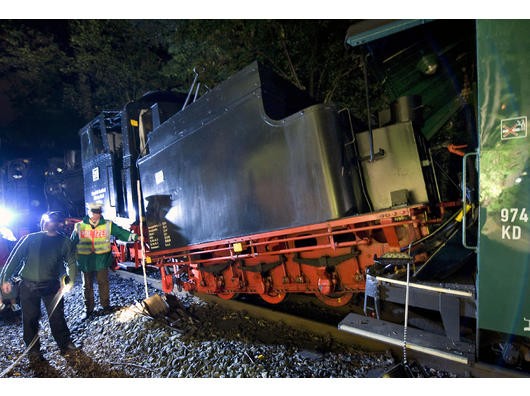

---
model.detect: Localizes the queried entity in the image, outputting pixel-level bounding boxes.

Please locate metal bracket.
[293,250,360,268]
[462,152,478,250]
[240,256,286,274]
[359,148,385,162]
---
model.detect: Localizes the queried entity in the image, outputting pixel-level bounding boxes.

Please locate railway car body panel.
[79,111,122,220]
[138,62,358,250]
[476,20,530,340]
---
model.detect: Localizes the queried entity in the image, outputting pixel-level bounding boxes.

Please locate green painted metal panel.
[351,20,476,141]
[345,20,431,47]
[477,20,530,338]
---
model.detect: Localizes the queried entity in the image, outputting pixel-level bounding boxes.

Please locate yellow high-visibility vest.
[75,220,112,255]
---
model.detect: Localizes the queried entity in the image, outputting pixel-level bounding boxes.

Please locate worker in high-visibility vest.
[71,202,137,320]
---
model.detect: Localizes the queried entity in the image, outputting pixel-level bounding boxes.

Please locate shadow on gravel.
[63,350,130,378]
[162,294,341,354]
[0,309,22,324]
[29,359,63,378]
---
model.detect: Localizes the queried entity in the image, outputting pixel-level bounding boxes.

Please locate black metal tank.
[137,61,360,251]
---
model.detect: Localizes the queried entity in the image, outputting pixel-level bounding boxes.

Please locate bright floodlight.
[0,207,15,227]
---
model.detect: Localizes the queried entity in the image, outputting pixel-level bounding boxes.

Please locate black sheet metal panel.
[138,61,356,251]
[120,92,186,222]
[79,111,123,220]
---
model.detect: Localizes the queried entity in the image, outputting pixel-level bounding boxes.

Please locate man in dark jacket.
[0,211,78,363]
[70,202,137,320]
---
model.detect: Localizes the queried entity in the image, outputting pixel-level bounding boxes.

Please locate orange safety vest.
[75,220,112,255]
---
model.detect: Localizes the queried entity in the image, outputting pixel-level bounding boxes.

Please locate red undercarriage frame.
[145,204,440,307]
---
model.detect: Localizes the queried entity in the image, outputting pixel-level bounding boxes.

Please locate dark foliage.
[0,20,381,158]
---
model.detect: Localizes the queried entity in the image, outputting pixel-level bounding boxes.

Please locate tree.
[0,20,79,153]
[0,20,181,154]
[0,19,384,157]
[163,20,384,120]
[63,20,179,119]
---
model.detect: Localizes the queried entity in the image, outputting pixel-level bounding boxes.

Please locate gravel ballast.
[0,272,454,378]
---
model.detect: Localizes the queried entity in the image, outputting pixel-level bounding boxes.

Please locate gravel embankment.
[0,272,452,378]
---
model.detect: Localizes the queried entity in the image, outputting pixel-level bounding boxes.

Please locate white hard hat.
[87,202,103,212]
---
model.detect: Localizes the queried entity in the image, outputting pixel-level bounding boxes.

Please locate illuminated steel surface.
[138,62,357,250]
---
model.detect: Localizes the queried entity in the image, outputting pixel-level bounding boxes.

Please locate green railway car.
[476,20,529,366]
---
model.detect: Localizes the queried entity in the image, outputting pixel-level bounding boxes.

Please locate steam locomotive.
[79,20,529,371]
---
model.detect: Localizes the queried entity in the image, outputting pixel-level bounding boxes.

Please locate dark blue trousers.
[19,279,72,354]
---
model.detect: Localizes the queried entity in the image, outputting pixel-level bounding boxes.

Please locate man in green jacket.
[0,211,78,363]
[70,202,137,320]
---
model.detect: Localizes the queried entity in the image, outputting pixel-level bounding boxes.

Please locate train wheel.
[315,291,353,307]
[259,291,286,304]
[216,292,238,300]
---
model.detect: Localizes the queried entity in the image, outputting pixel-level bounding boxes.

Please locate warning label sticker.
[501,116,527,140]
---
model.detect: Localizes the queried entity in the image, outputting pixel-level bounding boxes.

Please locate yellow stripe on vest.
[77,221,112,255]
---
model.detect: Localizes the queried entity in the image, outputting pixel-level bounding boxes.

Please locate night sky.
[0,19,84,160]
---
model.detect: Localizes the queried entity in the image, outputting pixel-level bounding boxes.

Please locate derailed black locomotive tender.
[79,20,529,372]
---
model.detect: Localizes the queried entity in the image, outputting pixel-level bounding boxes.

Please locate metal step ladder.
[338,312,475,364]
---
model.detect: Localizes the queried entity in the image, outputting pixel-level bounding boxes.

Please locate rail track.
[116,268,528,378]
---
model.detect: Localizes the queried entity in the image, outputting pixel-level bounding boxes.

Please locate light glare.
[0,207,15,227]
